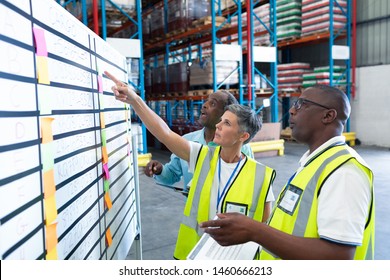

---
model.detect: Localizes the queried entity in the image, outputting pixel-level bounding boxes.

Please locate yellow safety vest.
[174,145,275,260]
[260,144,375,260]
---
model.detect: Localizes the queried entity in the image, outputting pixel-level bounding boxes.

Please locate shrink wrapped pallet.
[278,63,311,92]
[151,5,164,39]
[152,66,167,96]
[168,62,190,94]
[276,0,302,41]
[301,0,347,37]
[189,59,239,88]
[302,65,347,88]
[167,0,210,34]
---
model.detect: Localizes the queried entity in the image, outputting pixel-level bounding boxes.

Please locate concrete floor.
[127,141,390,260]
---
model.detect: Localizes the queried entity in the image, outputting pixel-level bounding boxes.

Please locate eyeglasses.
[292,98,331,111]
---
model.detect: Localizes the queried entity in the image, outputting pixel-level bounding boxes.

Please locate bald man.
[200,85,375,260]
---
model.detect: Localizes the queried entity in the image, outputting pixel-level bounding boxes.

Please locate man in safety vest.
[201,85,375,260]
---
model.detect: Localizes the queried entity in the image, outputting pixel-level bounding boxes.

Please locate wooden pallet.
[254,88,274,95]
[166,28,186,37]
[166,91,187,97]
[188,89,214,96]
[192,16,226,27]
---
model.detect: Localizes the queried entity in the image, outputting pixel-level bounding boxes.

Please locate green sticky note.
[41,142,54,172]
[101,129,107,146]
[104,179,110,192]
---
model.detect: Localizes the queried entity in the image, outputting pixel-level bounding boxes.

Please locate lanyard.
[217,155,242,211]
[286,172,297,187]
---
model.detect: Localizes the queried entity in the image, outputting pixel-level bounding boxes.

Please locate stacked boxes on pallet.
[168,62,190,95]
[167,0,210,34]
[277,0,302,41]
[150,4,164,39]
[301,0,347,36]
[144,68,152,98]
[189,58,239,89]
[143,14,151,42]
[152,66,167,96]
[302,65,347,88]
[278,63,311,92]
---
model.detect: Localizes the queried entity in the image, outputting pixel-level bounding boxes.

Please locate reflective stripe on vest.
[292,149,350,236]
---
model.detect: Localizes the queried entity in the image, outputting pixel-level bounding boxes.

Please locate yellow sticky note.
[46,247,58,260]
[100,112,106,128]
[37,56,50,85]
[106,228,113,247]
[41,117,54,144]
[102,146,108,164]
[104,191,112,210]
[44,195,57,225]
[46,222,58,252]
[43,169,56,198]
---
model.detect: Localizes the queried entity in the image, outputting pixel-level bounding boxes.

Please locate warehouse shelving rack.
[142,0,248,129]
[277,0,353,132]
[142,0,281,127]
[61,0,354,139]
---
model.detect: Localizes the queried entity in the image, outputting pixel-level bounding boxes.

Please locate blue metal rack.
[247,0,279,121]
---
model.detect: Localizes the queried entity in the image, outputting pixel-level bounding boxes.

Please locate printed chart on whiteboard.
[0,0,140,260]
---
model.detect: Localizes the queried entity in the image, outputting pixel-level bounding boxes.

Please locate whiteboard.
[0,0,140,260]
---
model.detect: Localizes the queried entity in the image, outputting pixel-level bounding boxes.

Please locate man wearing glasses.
[200,85,375,260]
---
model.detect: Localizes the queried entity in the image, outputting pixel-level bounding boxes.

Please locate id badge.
[278,184,303,215]
[225,202,248,215]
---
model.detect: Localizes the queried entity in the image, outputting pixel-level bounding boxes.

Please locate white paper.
[187,232,260,260]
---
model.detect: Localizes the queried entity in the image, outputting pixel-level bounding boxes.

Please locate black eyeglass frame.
[292,98,331,111]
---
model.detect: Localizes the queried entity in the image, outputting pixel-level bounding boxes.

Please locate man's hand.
[144,160,163,177]
[200,213,255,246]
[104,71,137,104]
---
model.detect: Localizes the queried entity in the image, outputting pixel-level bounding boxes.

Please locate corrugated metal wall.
[357,0,390,66]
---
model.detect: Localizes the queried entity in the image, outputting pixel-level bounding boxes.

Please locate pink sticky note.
[98,75,103,93]
[33,28,48,56]
[103,163,110,180]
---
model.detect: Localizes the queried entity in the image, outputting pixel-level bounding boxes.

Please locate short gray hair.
[226,104,262,144]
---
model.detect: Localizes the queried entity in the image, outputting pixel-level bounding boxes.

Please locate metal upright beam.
[246,0,254,109]
[211,0,217,92]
